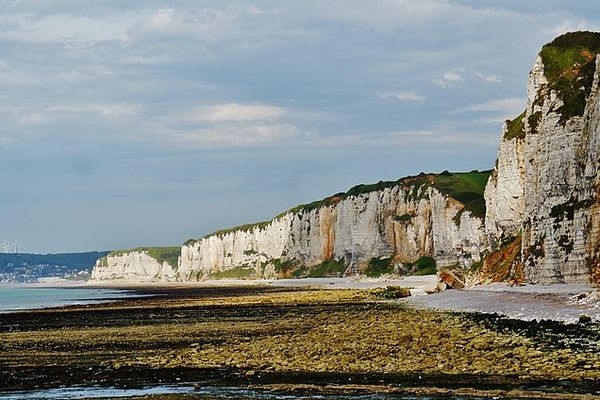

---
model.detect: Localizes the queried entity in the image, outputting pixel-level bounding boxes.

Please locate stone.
[438,269,465,289]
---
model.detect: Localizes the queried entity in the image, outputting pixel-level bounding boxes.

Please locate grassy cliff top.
[540,31,600,80]
[107,247,180,268]
[539,31,600,123]
[192,170,491,242]
[503,31,600,138]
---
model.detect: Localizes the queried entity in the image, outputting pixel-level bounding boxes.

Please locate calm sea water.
[0,384,493,399]
[0,287,137,312]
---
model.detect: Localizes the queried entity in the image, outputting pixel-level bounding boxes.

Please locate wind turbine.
[14,242,24,254]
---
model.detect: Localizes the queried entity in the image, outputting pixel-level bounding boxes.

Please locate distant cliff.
[91,247,179,282]
[92,172,490,281]
[484,32,600,284]
[92,31,600,286]
[179,172,489,280]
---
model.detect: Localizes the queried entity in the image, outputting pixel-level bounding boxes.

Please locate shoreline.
[3,276,599,323]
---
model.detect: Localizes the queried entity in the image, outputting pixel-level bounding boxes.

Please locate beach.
[0,282,599,399]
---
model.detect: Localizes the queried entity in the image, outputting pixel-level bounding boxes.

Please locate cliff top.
[191,170,491,242]
[503,31,600,139]
[105,246,181,268]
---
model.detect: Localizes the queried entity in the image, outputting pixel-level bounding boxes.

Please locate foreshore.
[0,283,599,399]
[30,274,600,323]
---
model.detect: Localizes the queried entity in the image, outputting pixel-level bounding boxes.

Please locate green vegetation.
[504,111,526,140]
[539,31,600,124]
[203,221,272,239]
[307,258,346,277]
[365,256,394,277]
[528,111,542,135]
[394,213,413,223]
[431,171,490,219]
[272,258,296,274]
[550,197,595,221]
[404,256,437,275]
[206,266,255,279]
[196,170,491,241]
[109,247,181,268]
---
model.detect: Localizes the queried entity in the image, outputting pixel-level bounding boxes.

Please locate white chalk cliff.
[92,32,600,285]
[178,182,487,280]
[485,32,600,284]
[91,249,177,282]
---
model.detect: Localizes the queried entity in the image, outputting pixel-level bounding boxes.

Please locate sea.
[0,384,499,399]
[0,286,137,312]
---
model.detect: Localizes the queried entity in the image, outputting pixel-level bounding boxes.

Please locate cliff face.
[178,179,488,280]
[485,32,600,284]
[91,248,179,282]
[91,32,600,285]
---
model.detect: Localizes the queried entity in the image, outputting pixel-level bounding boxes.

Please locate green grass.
[539,31,600,124]
[206,266,255,279]
[503,112,526,140]
[108,247,181,268]
[431,171,491,219]
[195,170,491,241]
[307,258,346,277]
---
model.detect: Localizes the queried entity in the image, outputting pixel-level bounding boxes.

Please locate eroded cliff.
[91,247,179,282]
[178,172,489,280]
[91,32,600,285]
[484,32,600,284]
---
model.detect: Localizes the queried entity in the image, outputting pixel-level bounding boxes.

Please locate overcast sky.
[1,1,599,253]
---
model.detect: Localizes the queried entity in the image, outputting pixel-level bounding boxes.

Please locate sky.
[1,0,599,253]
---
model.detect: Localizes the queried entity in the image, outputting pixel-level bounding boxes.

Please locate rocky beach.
[0,283,599,399]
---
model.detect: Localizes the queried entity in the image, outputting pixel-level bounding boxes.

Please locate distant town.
[0,251,109,283]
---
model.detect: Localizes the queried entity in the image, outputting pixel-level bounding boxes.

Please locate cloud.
[160,123,301,147]
[0,13,135,43]
[475,72,502,83]
[433,68,464,88]
[376,91,426,101]
[0,103,141,126]
[191,103,285,123]
[546,17,600,36]
[449,97,526,120]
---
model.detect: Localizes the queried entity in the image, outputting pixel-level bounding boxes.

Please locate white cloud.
[475,72,502,84]
[433,68,464,88]
[449,97,526,120]
[161,123,300,147]
[547,17,600,36]
[191,103,285,123]
[0,103,141,126]
[376,91,426,101]
[0,13,136,43]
